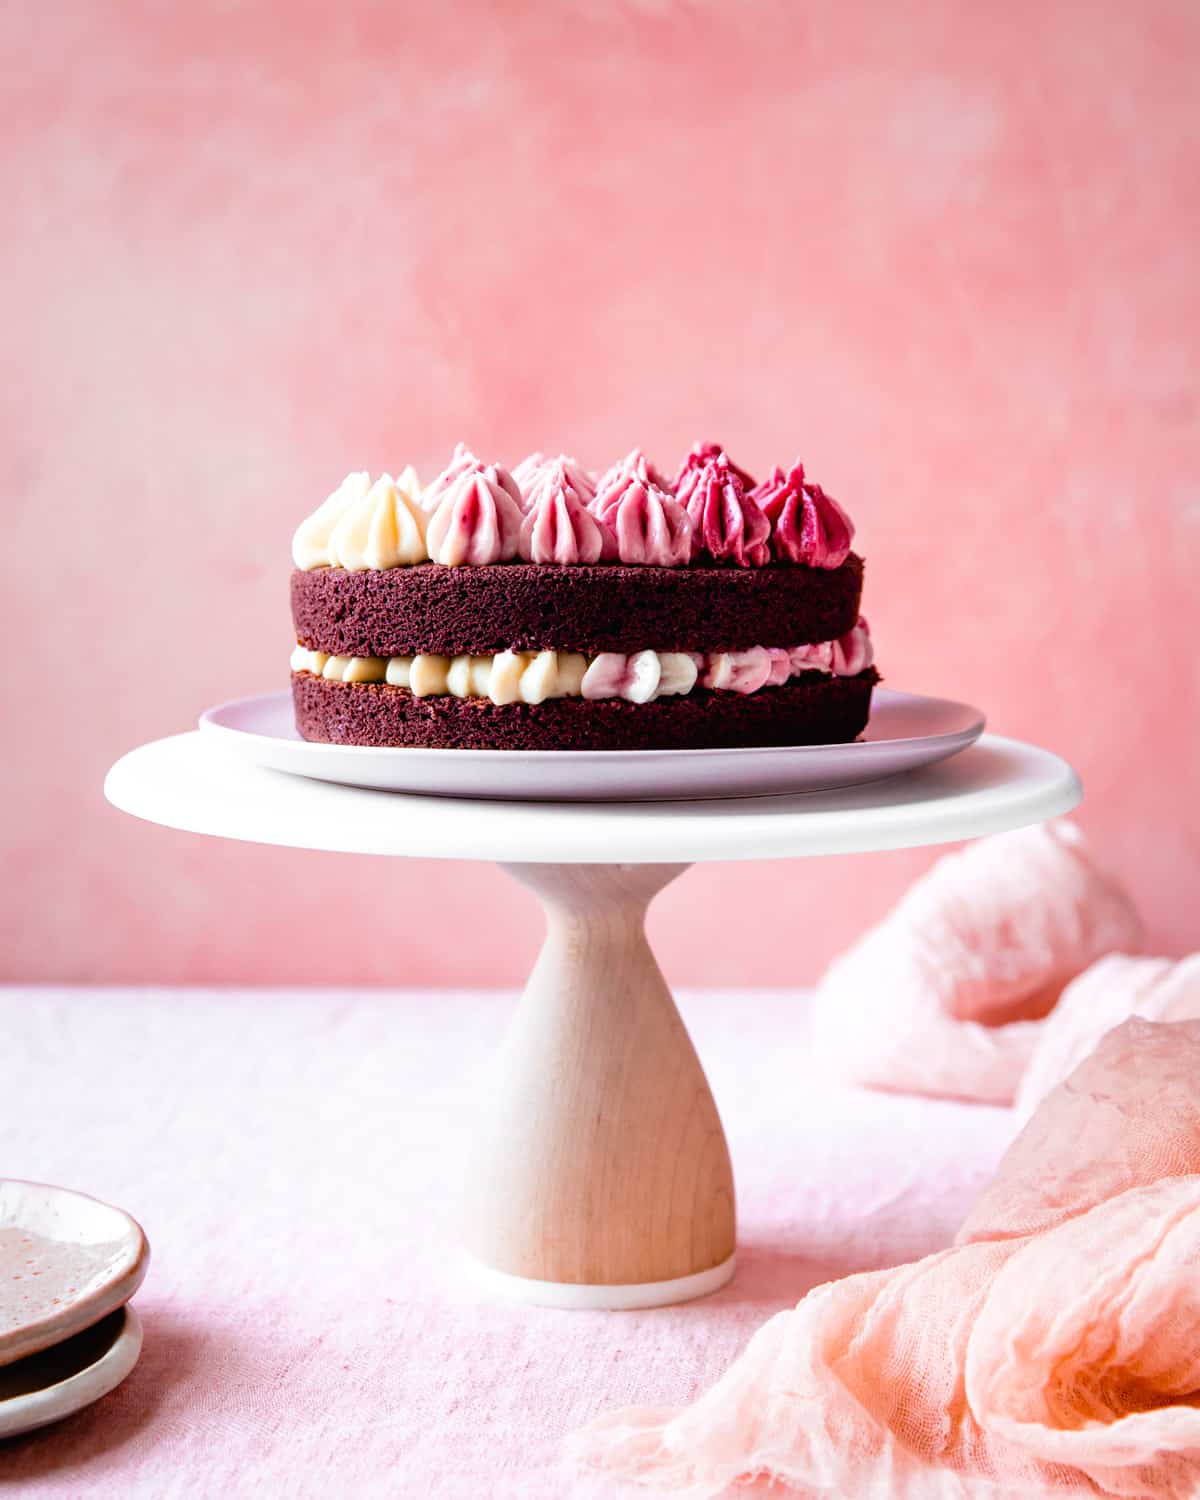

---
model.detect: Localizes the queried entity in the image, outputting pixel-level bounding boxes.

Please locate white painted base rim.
[462,1253,736,1309]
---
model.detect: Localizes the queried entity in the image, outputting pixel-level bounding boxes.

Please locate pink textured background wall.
[3,1,1197,987]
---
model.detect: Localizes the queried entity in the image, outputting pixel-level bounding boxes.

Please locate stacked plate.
[0,1181,148,1438]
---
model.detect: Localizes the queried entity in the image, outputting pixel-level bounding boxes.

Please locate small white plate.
[199,687,984,802]
[0,1306,142,1439]
[0,1182,149,1367]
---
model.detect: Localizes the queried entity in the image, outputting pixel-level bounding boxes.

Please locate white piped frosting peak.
[292,469,425,570]
[327,471,427,570]
[292,471,371,569]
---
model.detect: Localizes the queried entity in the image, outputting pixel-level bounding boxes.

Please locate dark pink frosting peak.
[674,441,756,495]
[675,452,771,567]
[752,461,855,569]
[597,447,671,496]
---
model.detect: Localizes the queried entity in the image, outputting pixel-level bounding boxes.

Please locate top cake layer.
[290,440,868,656]
[291,556,864,657]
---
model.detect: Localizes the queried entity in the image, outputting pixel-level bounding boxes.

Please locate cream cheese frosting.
[510,452,547,494]
[518,460,609,565]
[326,472,427,570]
[292,471,370,569]
[422,445,524,516]
[675,451,771,567]
[515,453,597,511]
[580,651,698,703]
[591,471,692,567]
[426,466,524,566]
[293,443,860,571]
[292,469,424,570]
[752,461,855,569]
[291,619,873,706]
[596,447,671,494]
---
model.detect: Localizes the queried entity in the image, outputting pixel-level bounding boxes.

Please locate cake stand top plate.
[105,731,1081,864]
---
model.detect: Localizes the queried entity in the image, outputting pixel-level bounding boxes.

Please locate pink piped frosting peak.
[426,466,524,566]
[510,451,546,494]
[597,447,671,495]
[701,647,773,694]
[512,452,596,512]
[674,441,756,494]
[420,442,478,512]
[591,470,692,567]
[675,451,771,567]
[518,460,609,565]
[831,616,874,676]
[752,460,855,569]
[423,444,523,516]
[788,639,836,675]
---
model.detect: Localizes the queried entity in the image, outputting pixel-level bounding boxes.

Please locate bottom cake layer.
[292,668,879,751]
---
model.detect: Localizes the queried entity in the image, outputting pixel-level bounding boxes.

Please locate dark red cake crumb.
[291,669,879,752]
[290,556,864,658]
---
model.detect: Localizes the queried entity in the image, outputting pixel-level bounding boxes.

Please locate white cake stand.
[105,731,1080,1309]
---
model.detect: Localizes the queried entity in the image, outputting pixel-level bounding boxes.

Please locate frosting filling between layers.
[290,622,874,707]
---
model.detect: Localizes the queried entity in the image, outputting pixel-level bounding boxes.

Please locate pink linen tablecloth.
[0,987,1011,1499]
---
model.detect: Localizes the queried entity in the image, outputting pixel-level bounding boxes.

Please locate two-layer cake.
[289,444,877,751]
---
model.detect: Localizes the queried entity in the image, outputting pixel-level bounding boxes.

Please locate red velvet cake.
[289,444,878,751]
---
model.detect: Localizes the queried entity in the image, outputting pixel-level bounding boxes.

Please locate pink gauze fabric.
[567,1016,1200,1500]
[809,821,1143,1104]
[1015,951,1200,1124]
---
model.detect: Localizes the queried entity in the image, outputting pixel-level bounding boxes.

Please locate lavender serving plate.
[198,688,984,802]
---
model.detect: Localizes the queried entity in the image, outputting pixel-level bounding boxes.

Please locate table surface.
[0,986,1014,1499]
[105,732,1080,863]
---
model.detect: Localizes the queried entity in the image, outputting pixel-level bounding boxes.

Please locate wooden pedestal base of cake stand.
[463,861,736,1307]
[105,729,1079,1309]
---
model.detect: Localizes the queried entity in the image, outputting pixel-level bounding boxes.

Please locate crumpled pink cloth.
[810,821,1142,1103]
[1015,952,1200,1123]
[567,1017,1200,1499]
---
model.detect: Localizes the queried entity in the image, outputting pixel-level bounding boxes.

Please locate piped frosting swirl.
[423,445,523,516]
[831,616,874,675]
[518,459,609,564]
[326,472,427,569]
[510,452,546,494]
[596,447,671,495]
[752,461,855,569]
[591,470,692,567]
[675,452,771,567]
[292,469,425,569]
[426,466,524,566]
[581,651,699,703]
[292,471,370,569]
[674,441,756,493]
[515,453,596,512]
